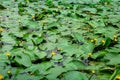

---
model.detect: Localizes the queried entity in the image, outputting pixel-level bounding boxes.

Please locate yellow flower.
[0,74,3,80]
[101,40,106,45]
[51,51,56,56]
[114,39,117,41]
[67,7,70,9]
[0,28,3,32]
[32,15,35,19]
[113,35,117,39]
[90,39,94,43]
[90,38,97,43]
[5,52,11,57]
[57,48,62,51]
[94,38,97,42]
[88,52,92,57]
[55,9,59,12]
[91,70,95,74]
[113,35,118,41]
[29,72,34,75]
[7,70,11,74]
[116,75,120,80]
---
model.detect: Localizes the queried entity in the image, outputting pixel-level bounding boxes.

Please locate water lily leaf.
[34,51,47,59]
[52,54,63,60]
[72,32,85,43]
[24,62,53,74]
[104,53,120,65]
[15,53,32,67]
[61,71,88,80]
[46,66,66,80]
[27,21,39,28]
[15,74,41,80]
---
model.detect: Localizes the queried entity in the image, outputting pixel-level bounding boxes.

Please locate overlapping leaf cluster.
[0,0,120,80]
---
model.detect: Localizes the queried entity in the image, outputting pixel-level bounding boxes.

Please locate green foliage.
[61,71,88,80]
[0,0,120,80]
